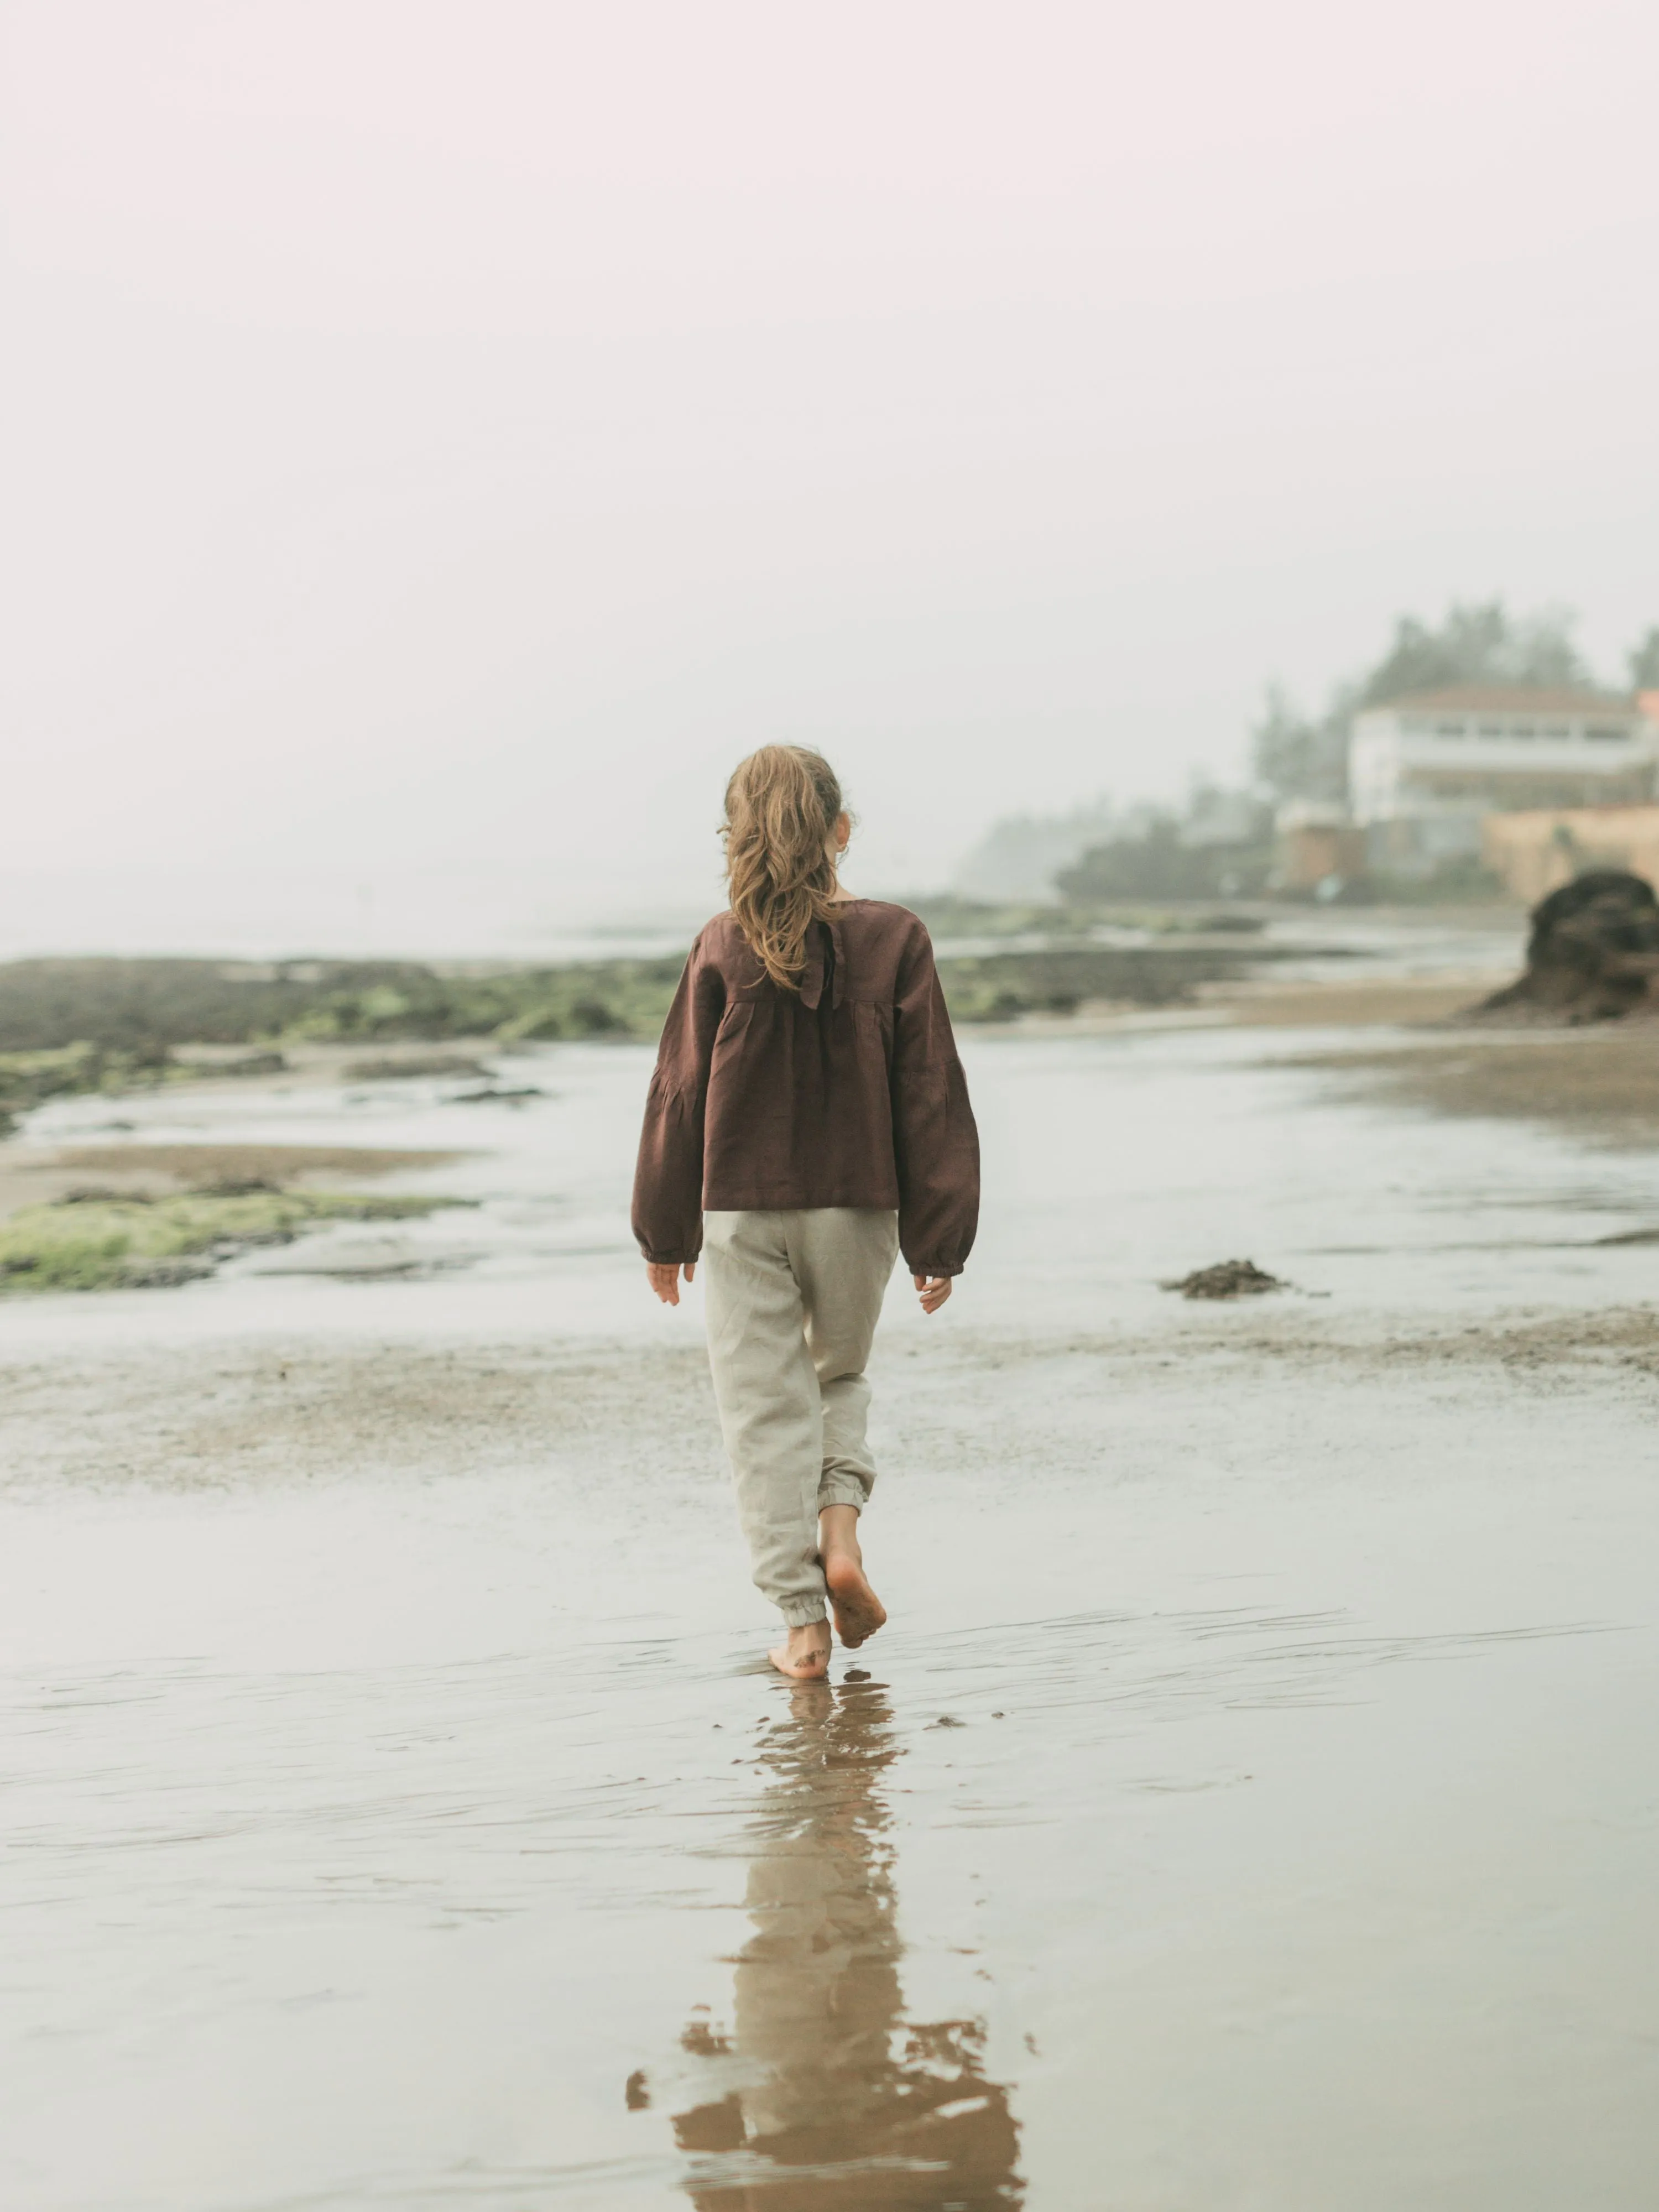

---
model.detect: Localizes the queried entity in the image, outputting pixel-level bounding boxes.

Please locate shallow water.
[4,1024,1658,2207]
[8,1018,1659,1355]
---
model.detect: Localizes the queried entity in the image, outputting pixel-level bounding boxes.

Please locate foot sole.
[824,1554,887,1648]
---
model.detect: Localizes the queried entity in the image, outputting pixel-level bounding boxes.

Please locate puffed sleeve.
[631,935,727,1265]
[889,921,979,1275]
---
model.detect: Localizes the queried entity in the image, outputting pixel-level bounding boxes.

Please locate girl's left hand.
[913,1272,952,1314]
[648,1261,696,1306]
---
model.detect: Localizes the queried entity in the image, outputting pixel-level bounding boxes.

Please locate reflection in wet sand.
[664,1679,1022,2209]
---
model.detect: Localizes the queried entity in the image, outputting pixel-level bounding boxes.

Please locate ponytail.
[722,746,844,991]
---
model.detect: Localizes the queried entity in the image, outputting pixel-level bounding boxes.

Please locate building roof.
[1366,684,1636,716]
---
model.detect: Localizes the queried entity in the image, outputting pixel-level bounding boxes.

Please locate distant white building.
[1349,685,1656,869]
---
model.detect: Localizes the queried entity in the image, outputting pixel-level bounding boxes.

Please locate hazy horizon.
[6,0,1658,927]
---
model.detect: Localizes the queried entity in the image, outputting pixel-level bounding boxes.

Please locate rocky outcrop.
[1476,870,1659,1024]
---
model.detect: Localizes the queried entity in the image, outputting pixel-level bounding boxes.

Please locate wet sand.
[1287,1020,1659,1141]
[0,1140,467,1223]
[1217,976,1493,1026]
[3,994,1658,2208]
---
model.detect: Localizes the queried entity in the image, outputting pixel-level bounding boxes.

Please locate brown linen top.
[631,899,979,1277]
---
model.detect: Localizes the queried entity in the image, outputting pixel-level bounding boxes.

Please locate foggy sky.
[5,0,1658,922]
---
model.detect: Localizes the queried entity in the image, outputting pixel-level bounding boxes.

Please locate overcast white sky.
[4,0,1658,931]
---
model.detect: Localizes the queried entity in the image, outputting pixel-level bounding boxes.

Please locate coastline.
[5,915,1658,2206]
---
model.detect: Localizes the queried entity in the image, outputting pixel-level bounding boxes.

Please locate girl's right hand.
[648,1261,696,1306]
[913,1272,952,1315]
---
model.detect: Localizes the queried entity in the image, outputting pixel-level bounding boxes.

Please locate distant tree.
[1358,599,1588,705]
[1249,682,1350,804]
[952,796,1118,901]
[1628,625,1659,690]
[1057,819,1211,901]
[1056,812,1272,902]
[1250,685,1313,799]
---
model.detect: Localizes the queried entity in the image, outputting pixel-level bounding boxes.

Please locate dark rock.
[200,1051,288,1078]
[343,1055,490,1081]
[119,1256,216,1288]
[1476,870,1659,1024]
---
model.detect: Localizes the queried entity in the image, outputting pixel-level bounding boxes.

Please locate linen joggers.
[701,1208,901,1626]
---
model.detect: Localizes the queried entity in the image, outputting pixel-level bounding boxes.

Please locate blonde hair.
[723,745,845,990]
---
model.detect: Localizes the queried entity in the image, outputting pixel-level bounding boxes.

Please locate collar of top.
[797,913,847,1011]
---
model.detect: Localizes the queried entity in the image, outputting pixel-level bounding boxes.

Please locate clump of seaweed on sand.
[0,1185,470,1294]
[1161,1258,1288,1300]
[0,957,693,1131]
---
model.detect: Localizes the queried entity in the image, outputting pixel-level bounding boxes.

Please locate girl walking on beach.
[632,747,980,1680]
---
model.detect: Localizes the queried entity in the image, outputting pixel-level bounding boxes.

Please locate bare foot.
[820,1514,887,1650]
[768,1621,831,1679]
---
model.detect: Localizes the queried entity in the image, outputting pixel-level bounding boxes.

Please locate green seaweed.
[0,1188,470,1295]
[0,1042,190,1134]
[0,956,688,1062]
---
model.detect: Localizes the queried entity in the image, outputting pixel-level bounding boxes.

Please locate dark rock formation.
[1477,870,1659,1024]
[1161,1258,1286,1300]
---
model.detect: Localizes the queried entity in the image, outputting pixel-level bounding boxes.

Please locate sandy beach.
[14,0,1659,2194]
[4,957,1659,2208]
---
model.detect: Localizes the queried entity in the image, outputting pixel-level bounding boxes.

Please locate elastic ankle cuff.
[778,1597,828,1627]
[817,1482,867,1512]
